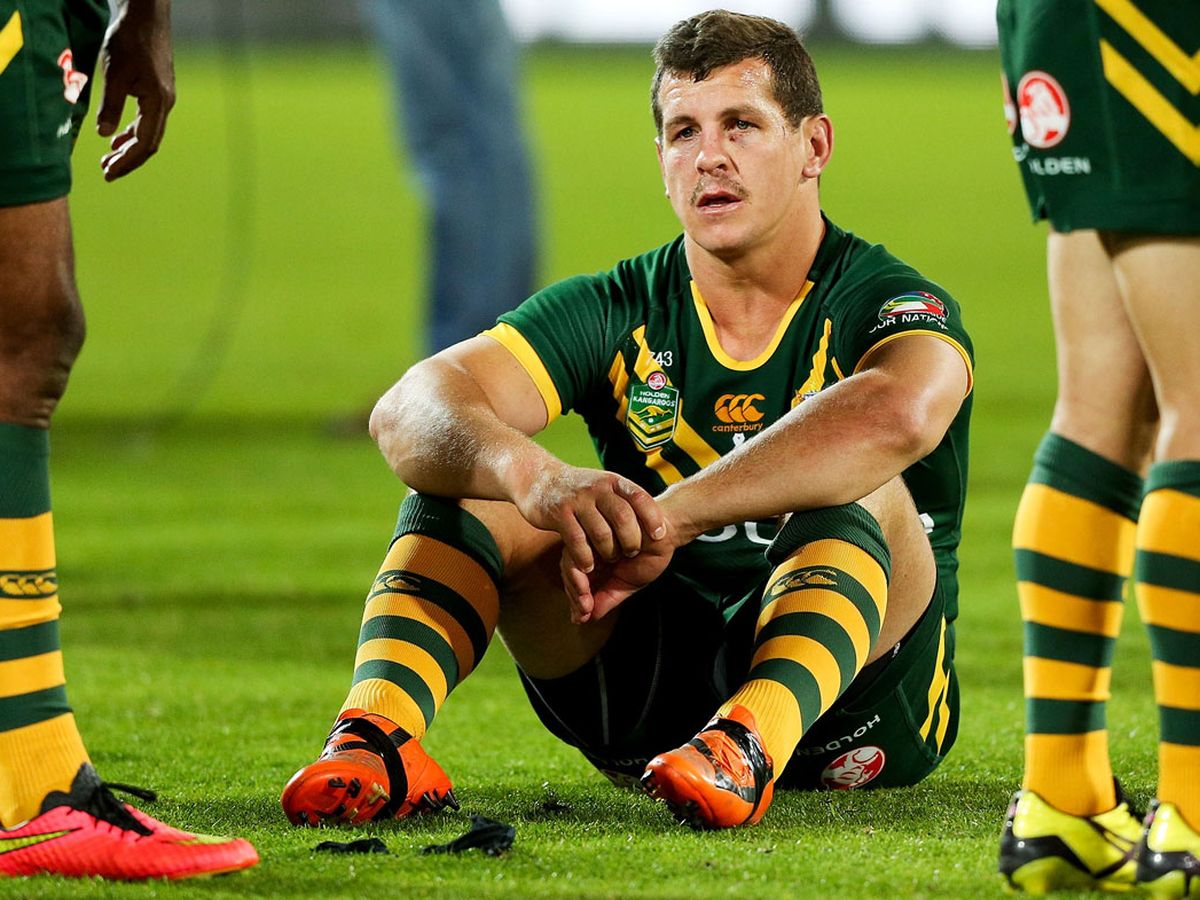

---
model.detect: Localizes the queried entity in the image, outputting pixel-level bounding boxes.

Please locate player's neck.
[684,215,823,361]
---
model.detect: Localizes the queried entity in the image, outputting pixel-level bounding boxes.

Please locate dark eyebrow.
[663,104,767,135]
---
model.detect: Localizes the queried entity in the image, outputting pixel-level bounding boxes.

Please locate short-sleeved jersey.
[485,216,974,623]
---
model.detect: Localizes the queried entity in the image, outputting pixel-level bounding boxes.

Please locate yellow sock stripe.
[362,593,476,682]
[1025,657,1113,702]
[1013,484,1138,572]
[1100,41,1200,165]
[1152,661,1200,711]
[0,651,64,699]
[919,616,948,740]
[720,678,803,768]
[1094,0,1200,93]
[354,639,448,707]
[0,513,56,571]
[1158,743,1200,820]
[751,635,843,714]
[0,712,89,827]
[1138,490,1200,563]
[1137,584,1200,633]
[1019,582,1125,636]
[380,535,500,631]
[0,598,62,632]
[0,12,21,77]
[1024,731,1116,817]
[341,679,429,740]
[755,588,872,671]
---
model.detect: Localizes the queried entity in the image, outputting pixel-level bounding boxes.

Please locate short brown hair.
[651,10,823,133]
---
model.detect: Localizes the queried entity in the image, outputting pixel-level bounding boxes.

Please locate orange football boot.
[281,709,457,826]
[641,705,775,829]
[0,763,258,880]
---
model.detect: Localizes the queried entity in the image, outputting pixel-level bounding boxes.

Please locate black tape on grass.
[314,837,389,855]
[422,815,515,857]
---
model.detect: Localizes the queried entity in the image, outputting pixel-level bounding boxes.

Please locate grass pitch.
[4,44,1158,898]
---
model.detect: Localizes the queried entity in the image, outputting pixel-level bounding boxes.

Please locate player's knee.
[0,279,86,424]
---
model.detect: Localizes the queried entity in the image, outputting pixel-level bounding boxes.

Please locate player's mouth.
[692,182,747,214]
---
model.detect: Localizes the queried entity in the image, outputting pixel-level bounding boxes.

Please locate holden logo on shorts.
[57,49,88,104]
[820,745,886,790]
[1016,70,1070,149]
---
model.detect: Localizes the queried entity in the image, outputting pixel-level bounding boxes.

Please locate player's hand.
[516,463,666,577]
[95,0,175,181]
[560,521,676,624]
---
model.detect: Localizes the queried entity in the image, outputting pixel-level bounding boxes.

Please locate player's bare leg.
[1107,235,1200,895]
[0,200,256,879]
[643,476,936,828]
[1000,229,1154,893]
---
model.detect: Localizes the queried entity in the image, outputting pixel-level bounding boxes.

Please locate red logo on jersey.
[647,371,667,390]
[57,50,88,105]
[1001,73,1016,136]
[1016,71,1070,149]
[820,746,886,790]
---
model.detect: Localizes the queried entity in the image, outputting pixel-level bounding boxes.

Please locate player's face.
[655,58,829,260]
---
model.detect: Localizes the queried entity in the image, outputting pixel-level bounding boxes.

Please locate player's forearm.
[370,362,555,503]
[659,371,941,543]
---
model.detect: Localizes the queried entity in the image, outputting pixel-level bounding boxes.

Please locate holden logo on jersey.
[1017,70,1070,149]
[712,393,765,435]
[820,746,886,790]
[57,49,88,104]
[627,375,679,451]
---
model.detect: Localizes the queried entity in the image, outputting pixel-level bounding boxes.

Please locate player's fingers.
[95,73,126,137]
[576,505,617,563]
[597,492,641,558]
[558,515,594,575]
[620,481,667,542]
[102,100,164,180]
[559,554,594,624]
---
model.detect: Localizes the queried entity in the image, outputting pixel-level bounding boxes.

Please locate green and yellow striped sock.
[720,504,890,775]
[1136,460,1200,829]
[1014,433,1141,816]
[341,494,502,739]
[0,423,89,826]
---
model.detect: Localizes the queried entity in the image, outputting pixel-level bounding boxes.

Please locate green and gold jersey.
[485,217,974,622]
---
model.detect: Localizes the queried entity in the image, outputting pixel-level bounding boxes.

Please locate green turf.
[1,43,1160,897]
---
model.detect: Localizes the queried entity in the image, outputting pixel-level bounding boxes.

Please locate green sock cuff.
[766,502,891,580]
[0,423,51,518]
[394,493,503,583]
[1145,460,1200,498]
[1030,432,1143,520]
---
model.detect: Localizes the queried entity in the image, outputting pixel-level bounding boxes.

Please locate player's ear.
[801,114,833,179]
[655,136,669,196]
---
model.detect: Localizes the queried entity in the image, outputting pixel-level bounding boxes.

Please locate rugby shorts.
[519,559,959,792]
[0,0,108,206]
[997,0,1199,234]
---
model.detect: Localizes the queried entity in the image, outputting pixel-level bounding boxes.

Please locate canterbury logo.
[368,569,428,599]
[0,571,57,599]
[714,393,765,424]
[768,566,841,598]
[0,829,73,855]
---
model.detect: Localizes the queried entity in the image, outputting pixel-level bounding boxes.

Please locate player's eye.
[673,125,696,141]
[733,119,754,131]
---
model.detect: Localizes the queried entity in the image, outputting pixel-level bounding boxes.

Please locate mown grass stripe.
[1014,549,1127,601]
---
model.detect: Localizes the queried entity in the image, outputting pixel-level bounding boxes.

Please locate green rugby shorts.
[0,0,108,206]
[997,0,1199,234]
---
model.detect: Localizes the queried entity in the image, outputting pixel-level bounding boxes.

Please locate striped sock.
[1136,460,1200,828]
[720,504,890,776]
[0,423,89,826]
[1014,433,1141,816]
[341,494,502,739]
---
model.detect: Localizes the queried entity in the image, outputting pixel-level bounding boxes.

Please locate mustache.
[690,177,748,206]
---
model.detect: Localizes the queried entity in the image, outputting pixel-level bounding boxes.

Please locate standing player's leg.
[1107,235,1200,894]
[0,200,257,879]
[1000,229,1153,893]
[642,476,936,829]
